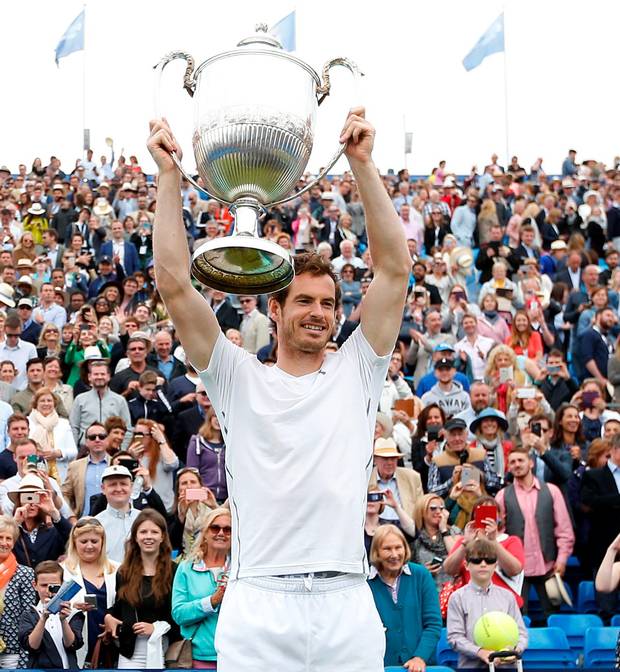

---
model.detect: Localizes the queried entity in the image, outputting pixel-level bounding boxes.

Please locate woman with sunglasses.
[36,323,63,360]
[411,494,458,591]
[104,510,180,669]
[169,467,218,557]
[172,508,231,669]
[63,517,119,668]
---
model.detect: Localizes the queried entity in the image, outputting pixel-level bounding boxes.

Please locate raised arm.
[148,119,222,371]
[341,109,411,356]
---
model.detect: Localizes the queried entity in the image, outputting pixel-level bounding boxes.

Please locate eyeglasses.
[5,332,20,338]
[428,504,445,512]
[468,557,497,565]
[239,298,253,304]
[208,524,232,535]
[128,346,146,352]
[87,432,107,440]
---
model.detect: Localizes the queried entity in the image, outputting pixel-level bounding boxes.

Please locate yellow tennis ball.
[473,611,519,651]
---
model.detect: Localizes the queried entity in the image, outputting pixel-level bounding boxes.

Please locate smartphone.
[118,458,139,473]
[427,424,442,442]
[473,504,498,529]
[582,390,598,409]
[531,422,542,437]
[460,466,480,487]
[25,454,39,472]
[431,556,444,566]
[499,366,514,383]
[367,492,385,503]
[20,492,40,505]
[84,594,97,608]
[453,291,466,301]
[79,323,90,331]
[547,365,561,375]
[516,387,536,399]
[186,488,208,502]
[48,584,61,595]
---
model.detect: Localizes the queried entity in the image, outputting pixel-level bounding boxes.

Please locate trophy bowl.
[155,26,359,294]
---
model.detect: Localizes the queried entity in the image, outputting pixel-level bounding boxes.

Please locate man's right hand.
[147,119,183,174]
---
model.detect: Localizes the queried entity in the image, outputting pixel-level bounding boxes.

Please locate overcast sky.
[2,0,619,177]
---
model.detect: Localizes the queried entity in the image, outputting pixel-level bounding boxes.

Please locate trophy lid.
[237,23,283,50]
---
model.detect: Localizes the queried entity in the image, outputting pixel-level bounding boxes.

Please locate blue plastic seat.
[611,614,620,627]
[584,626,620,668]
[386,669,455,672]
[521,627,576,669]
[576,580,598,613]
[547,614,603,656]
[435,627,458,668]
[527,584,546,624]
[522,614,531,627]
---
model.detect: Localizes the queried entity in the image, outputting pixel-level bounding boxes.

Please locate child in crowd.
[447,537,527,668]
[18,560,84,669]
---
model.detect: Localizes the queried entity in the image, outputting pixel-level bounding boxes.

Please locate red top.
[448,533,525,607]
[505,330,543,360]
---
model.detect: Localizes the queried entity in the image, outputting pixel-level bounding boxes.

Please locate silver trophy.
[154,24,359,294]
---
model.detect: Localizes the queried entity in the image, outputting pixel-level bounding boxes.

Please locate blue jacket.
[368,562,442,665]
[171,560,222,661]
[98,240,140,276]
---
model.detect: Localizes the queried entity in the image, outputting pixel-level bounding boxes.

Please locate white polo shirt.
[199,326,390,579]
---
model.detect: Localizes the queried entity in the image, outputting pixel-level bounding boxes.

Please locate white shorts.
[215,573,385,672]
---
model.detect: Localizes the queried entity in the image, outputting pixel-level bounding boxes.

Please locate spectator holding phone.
[18,560,84,669]
[411,404,446,493]
[535,349,578,411]
[62,517,119,668]
[171,508,231,669]
[186,408,227,504]
[411,494,459,590]
[168,467,218,556]
[484,345,526,414]
[572,378,611,442]
[127,419,178,513]
[9,474,72,567]
[368,524,442,672]
[550,402,588,464]
[442,496,525,607]
[507,386,553,436]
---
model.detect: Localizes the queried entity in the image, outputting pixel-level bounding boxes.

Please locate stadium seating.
[576,581,598,614]
[521,627,576,669]
[435,627,458,668]
[611,614,620,627]
[583,627,620,668]
[547,614,603,658]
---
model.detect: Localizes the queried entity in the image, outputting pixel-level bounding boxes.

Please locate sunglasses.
[133,431,148,438]
[75,517,103,529]
[208,524,232,535]
[468,557,498,565]
[428,504,445,512]
[87,432,107,440]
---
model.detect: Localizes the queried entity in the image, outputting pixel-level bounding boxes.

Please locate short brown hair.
[270,252,341,307]
[34,560,63,580]
[465,536,496,561]
[139,371,158,386]
[104,416,127,433]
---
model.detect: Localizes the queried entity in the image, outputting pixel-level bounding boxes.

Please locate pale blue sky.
[2,0,618,176]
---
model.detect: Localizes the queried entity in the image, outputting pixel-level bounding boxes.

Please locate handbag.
[88,634,119,669]
[165,623,200,669]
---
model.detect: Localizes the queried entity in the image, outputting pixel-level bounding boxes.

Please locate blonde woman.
[477,199,499,245]
[63,517,119,668]
[484,345,526,414]
[171,508,231,669]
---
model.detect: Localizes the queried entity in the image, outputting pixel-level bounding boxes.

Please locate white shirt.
[199,327,390,579]
[0,338,37,390]
[112,240,125,268]
[0,471,73,519]
[455,334,495,379]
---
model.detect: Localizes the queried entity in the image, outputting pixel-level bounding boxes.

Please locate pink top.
[476,315,510,343]
[495,477,574,577]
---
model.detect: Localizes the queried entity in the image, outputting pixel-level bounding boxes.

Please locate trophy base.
[191,235,294,295]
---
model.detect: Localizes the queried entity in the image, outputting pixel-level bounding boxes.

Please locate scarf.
[483,310,498,320]
[0,553,17,591]
[29,410,61,482]
[477,437,505,477]
[181,502,213,559]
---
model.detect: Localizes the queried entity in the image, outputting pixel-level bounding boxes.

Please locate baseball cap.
[435,357,455,369]
[101,465,132,481]
[433,342,456,354]
[444,417,467,431]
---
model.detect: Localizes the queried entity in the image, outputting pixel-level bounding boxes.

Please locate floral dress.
[0,564,36,667]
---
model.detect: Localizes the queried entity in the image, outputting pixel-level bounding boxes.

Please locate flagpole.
[82,3,87,156]
[502,9,509,167]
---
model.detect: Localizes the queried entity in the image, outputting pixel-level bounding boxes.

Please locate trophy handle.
[265,57,362,208]
[153,52,229,203]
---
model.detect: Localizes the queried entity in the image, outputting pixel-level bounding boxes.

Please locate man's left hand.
[554,560,566,577]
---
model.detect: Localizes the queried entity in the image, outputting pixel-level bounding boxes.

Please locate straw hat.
[8,473,46,506]
[373,437,404,458]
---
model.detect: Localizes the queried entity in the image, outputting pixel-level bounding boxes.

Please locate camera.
[531,422,542,437]
[367,492,385,503]
[427,424,442,442]
[48,584,61,595]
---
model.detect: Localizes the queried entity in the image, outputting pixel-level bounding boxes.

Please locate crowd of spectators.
[0,147,618,669]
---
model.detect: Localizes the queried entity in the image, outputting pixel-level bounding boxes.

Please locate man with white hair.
[331,239,366,275]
